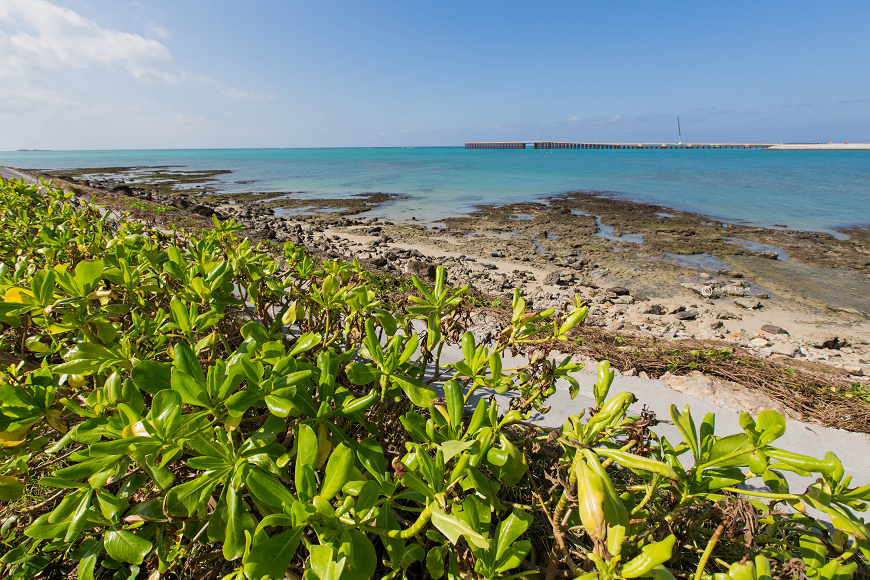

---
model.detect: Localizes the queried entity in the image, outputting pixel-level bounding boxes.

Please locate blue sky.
[1,0,868,149]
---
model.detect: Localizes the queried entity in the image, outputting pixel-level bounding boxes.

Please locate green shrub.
[1,178,868,580]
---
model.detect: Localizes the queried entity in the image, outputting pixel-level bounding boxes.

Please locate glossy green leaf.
[104,530,152,565]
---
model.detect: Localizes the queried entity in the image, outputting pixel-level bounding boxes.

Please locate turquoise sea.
[1,147,868,235]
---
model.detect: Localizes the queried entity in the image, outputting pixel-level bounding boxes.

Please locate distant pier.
[465,142,773,150]
[464,142,870,150]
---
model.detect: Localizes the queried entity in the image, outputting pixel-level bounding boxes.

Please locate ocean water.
[1,147,868,235]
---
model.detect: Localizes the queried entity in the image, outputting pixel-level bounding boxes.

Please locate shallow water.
[724,237,791,262]
[3,147,869,234]
[662,253,733,271]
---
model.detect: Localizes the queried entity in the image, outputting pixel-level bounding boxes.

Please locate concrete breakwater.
[465,141,870,150]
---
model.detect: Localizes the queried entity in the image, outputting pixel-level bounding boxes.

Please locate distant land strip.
[464,142,870,150]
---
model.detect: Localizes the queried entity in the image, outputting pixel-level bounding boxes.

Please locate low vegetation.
[1,179,869,580]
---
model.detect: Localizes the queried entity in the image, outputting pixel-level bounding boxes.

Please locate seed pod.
[727,560,756,580]
[340,390,378,415]
[748,450,768,475]
[593,448,679,481]
[582,449,629,555]
[444,380,464,430]
[315,423,332,469]
[573,452,607,543]
[461,331,476,362]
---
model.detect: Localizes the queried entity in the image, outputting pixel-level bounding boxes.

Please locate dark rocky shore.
[31,166,870,380]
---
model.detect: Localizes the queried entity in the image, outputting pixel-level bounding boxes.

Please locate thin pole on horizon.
[677,116,682,145]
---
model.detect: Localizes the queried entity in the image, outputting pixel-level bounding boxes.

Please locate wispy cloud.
[837,97,870,105]
[223,87,275,101]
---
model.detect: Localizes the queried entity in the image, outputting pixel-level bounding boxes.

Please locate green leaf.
[164,469,228,516]
[130,361,171,395]
[148,389,181,440]
[244,527,303,580]
[171,370,210,408]
[172,341,206,386]
[426,546,446,579]
[357,438,386,484]
[336,529,377,580]
[0,475,24,500]
[170,297,191,334]
[241,321,271,346]
[104,530,152,565]
[495,508,533,566]
[308,545,347,580]
[321,443,354,500]
[289,332,321,356]
[430,504,489,549]
[64,489,93,543]
[246,467,297,510]
[391,375,436,407]
[345,362,381,386]
[24,513,70,539]
[440,440,476,463]
[224,484,254,561]
[264,395,297,418]
[74,259,104,296]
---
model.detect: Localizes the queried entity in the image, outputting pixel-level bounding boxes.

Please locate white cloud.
[0,0,277,149]
[0,0,171,74]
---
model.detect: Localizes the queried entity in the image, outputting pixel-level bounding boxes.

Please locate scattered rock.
[369,256,388,268]
[675,310,698,320]
[190,204,217,217]
[760,324,789,335]
[608,286,630,296]
[734,298,762,310]
[771,342,799,358]
[844,366,865,376]
[749,338,771,348]
[758,251,779,260]
[813,335,844,350]
[405,260,436,281]
[543,271,563,286]
[490,251,504,258]
[643,304,667,315]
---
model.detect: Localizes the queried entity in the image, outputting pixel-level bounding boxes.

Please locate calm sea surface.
[1,147,868,235]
